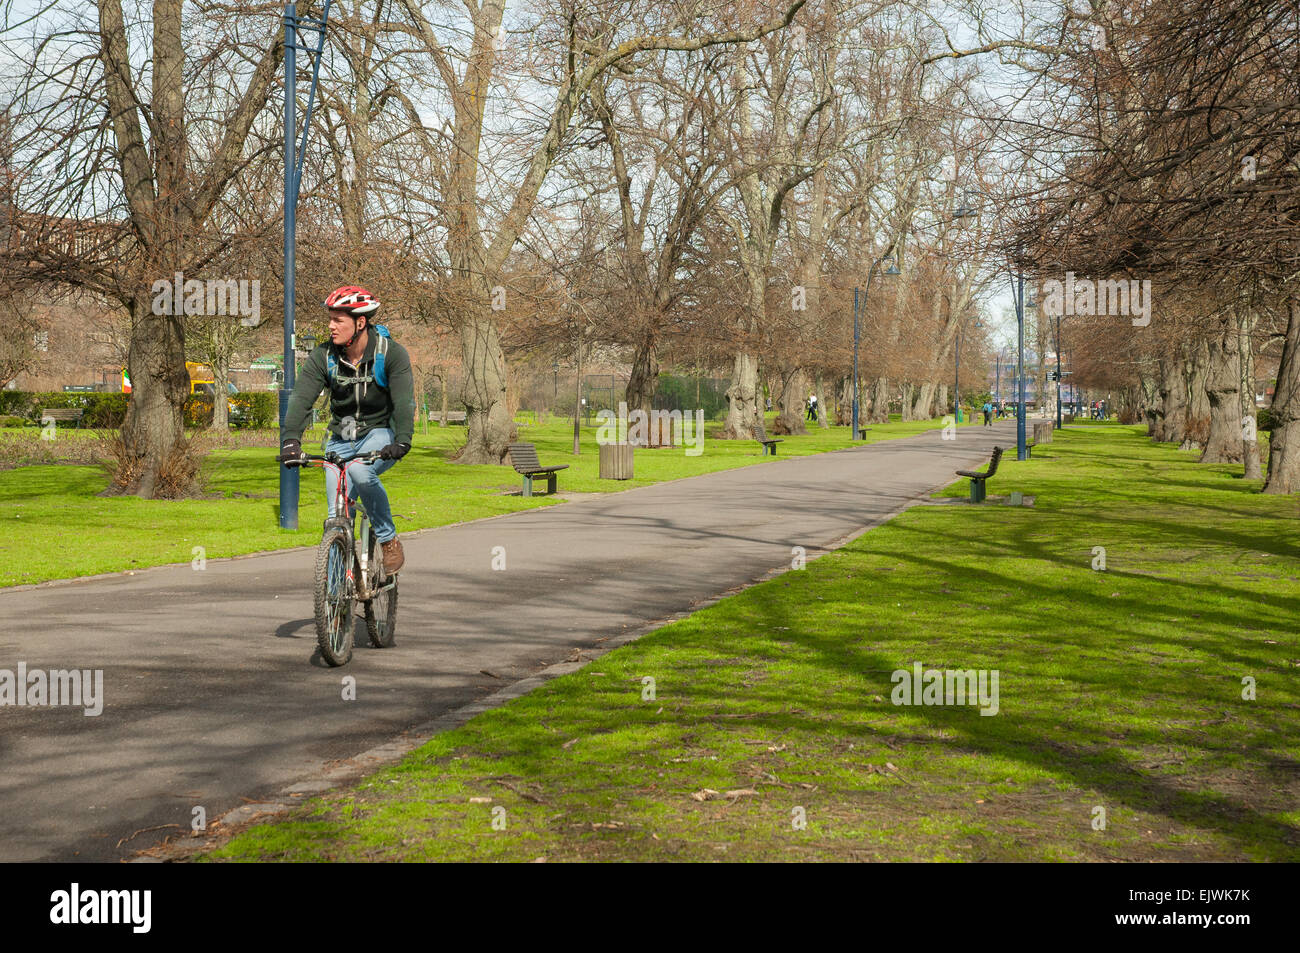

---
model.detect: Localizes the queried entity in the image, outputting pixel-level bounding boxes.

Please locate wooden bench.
[429,410,467,426]
[956,446,1004,503]
[752,422,784,456]
[39,408,84,429]
[857,427,871,440]
[507,442,569,497]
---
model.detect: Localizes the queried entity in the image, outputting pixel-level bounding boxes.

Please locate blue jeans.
[323,427,398,542]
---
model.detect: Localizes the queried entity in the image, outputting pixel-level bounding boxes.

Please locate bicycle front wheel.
[314,526,355,666]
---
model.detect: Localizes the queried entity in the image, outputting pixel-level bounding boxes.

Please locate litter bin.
[599,443,634,480]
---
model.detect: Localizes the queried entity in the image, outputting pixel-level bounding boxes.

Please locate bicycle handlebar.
[283,450,386,468]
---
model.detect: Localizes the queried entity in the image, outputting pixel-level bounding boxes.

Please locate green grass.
[205,424,1300,862]
[0,413,973,588]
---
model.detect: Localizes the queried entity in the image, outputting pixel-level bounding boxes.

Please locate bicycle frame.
[294,451,395,602]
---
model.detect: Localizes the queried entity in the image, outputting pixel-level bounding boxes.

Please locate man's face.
[327,309,364,345]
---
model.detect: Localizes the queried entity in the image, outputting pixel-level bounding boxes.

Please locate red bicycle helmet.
[324,285,380,316]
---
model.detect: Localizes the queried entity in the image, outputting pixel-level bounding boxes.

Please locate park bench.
[955,446,1004,503]
[753,422,784,456]
[39,408,84,429]
[507,442,569,497]
[429,410,467,425]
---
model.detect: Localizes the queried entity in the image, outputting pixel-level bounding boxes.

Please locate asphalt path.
[1,422,1016,861]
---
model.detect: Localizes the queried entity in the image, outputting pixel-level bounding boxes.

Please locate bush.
[1,389,277,430]
[230,391,277,428]
[98,430,209,498]
[184,391,277,429]
[184,393,214,427]
[1257,407,1275,433]
[0,391,128,427]
[81,394,128,428]
[0,391,30,416]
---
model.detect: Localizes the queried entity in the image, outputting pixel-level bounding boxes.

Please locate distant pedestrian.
[982,401,993,426]
[807,394,818,421]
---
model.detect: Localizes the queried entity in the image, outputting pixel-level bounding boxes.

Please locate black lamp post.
[954,317,981,420]
[853,255,899,439]
[1009,262,1037,460]
[1053,308,1064,430]
[946,195,980,422]
[995,344,1009,410]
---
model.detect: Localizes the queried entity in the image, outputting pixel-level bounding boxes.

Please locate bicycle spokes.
[325,541,351,651]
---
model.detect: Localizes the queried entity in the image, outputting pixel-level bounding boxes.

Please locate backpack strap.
[372,324,390,389]
[326,325,390,387]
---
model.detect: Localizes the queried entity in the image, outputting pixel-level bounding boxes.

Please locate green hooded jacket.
[281,329,416,446]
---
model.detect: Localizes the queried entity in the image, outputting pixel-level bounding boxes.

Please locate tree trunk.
[1200,324,1243,463]
[1180,338,1211,450]
[624,331,658,422]
[936,382,949,419]
[870,376,889,423]
[1040,379,1056,423]
[456,305,516,463]
[900,382,917,421]
[1155,357,1187,444]
[912,380,936,419]
[1140,372,1160,435]
[814,372,829,429]
[836,376,853,425]
[1264,298,1300,494]
[113,289,189,497]
[774,367,809,435]
[573,332,584,455]
[210,357,230,431]
[1035,314,1051,423]
[1240,311,1262,480]
[721,351,761,439]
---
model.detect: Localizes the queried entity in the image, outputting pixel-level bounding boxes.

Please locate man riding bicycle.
[278,286,416,573]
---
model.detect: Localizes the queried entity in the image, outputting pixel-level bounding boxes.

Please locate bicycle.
[285,450,398,666]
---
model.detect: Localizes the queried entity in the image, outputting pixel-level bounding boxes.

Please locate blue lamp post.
[279,1,333,529]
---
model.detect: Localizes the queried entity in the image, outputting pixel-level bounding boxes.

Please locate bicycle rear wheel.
[314,526,355,666]
[365,532,397,648]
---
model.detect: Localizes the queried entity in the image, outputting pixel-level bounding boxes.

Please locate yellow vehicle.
[123,363,231,397]
[187,361,214,395]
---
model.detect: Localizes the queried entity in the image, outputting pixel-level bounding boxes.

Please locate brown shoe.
[381,537,405,574]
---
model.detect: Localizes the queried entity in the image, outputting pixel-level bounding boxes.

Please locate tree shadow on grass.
[724,583,1300,859]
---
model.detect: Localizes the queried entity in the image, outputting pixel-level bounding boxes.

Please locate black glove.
[379,442,410,461]
[278,439,302,464]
